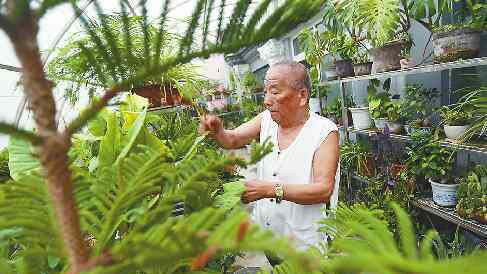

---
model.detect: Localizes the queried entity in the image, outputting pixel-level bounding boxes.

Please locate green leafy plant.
[456,166,487,223]
[47,14,203,105]
[440,105,473,126]
[352,50,369,64]
[405,131,456,184]
[402,84,440,125]
[0,149,9,183]
[241,71,261,94]
[454,86,487,141]
[0,1,327,273]
[319,202,487,274]
[386,101,402,122]
[340,141,375,177]
[369,92,392,119]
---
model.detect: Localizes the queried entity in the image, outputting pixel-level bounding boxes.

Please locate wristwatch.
[274,184,284,203]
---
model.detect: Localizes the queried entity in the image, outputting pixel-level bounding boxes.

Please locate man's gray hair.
[272,60,312,94]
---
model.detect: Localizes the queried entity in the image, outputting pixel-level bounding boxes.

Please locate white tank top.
[251,110,340,251]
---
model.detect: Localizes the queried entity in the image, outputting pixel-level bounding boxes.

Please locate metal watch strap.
[274,183,283,203]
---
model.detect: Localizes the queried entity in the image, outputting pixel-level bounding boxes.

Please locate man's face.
[263,66,308,123]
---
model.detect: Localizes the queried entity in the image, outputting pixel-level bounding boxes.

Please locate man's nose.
[263,92,273,108]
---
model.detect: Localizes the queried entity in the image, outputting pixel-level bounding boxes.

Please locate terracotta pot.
[133,84,185,108]
[358,155,375,177]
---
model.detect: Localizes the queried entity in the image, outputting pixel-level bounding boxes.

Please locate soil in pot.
[370,41,405,73]
[429,178,460,207]
[335,60,355,78]
[358,156,375,178]
[432,28,481,63]
[353,62,373,76]
[444,125,468,140]
[349,107,371,130]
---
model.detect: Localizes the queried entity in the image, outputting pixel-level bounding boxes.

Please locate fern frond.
[321,203,487,274]
[0,175,63,257]
[87,208,317,274]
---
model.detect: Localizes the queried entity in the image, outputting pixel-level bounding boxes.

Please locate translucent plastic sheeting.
[0,0,270,148]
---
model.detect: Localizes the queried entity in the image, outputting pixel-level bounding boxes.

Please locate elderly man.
[199,61,340,251]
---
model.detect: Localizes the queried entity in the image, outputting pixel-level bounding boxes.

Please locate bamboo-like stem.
[0,121,42,143]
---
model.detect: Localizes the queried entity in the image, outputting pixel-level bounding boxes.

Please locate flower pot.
[358,155,375,178]
[405,125,432,136]
[385,121,402,134]
[432,28,481,63]
[429,178,460,207]
[391,163,406,178]
[369,41,405,73]
[373,118,387,130]
[335,60,355,78]
[353,62,373,76]
[309,98,321,114]
[324,66,338,80]
[349,107,372,130]
[444,125,468,140]
[400,58,413,69]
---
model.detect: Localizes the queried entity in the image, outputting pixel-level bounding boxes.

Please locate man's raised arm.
[198,112,263,149]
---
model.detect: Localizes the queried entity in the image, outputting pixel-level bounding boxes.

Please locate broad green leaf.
[117,109,147,164]
[120,94,148,113]
[98,111,121,169]
[87,110,107,137]
[7,137,40,181]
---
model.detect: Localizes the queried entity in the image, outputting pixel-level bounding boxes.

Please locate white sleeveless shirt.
[251,110,340,251]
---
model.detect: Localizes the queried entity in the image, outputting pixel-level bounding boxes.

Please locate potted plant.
[415,0,486,63]
[47,15,202,108]
[385,101,402,134]
[241,71,262,95]
[331,33,357,78]
[456,165,487,223]
[340,141,375,178]
[352,51,373,76]
[405,131,458,206]
[440,105,473,141]
[401,84,440,135]
[399,47,413,69]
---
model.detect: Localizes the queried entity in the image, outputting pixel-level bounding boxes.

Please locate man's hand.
[241,180,274,204]
[198,114,223,137]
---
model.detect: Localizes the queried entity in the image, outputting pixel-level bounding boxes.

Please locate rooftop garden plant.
[47,15,203,105]
[0,1,327,273]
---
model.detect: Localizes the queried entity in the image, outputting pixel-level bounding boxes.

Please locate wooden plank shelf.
[350,128,487,154]
[413,197,487,240]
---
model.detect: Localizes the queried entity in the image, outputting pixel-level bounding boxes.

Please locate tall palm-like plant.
[0,1,326,273]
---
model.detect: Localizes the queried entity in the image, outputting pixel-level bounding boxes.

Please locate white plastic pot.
[349,107,372,130]
[429,178,460,207]
[309,98,321,114]
[374,118,387,130]
[444,125,468,140]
